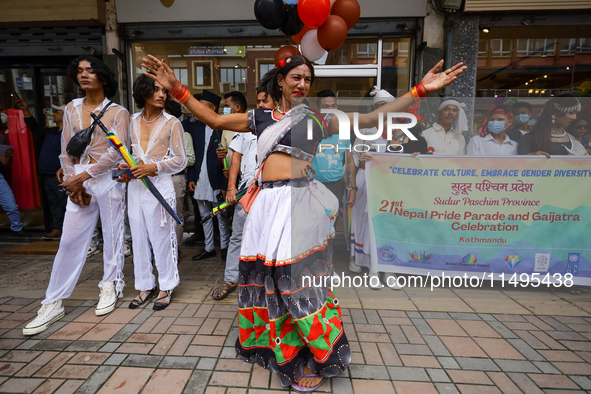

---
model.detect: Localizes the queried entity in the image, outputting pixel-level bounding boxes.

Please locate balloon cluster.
[254,0,361,62]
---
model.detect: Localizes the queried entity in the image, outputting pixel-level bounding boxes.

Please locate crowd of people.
[407,96,590,157]
[0,50,588,391]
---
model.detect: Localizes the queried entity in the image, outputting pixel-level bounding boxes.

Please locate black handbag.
[66,101,113,157]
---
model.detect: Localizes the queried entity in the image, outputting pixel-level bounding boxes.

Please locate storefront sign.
[15,77,33,90]
[366,154,591,285]
[188,46,245,56]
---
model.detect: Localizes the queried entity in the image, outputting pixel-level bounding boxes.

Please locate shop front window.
[131,41,290,112]
[381,38,413,97]
[130,36,414,111]
[478,40,488,58]
[476,27,591,97]
[492,39,512,57]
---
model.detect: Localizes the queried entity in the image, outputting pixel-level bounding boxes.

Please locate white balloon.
[300,30,326,62]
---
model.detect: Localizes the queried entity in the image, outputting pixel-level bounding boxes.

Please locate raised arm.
[328,60,467,134]
[142,55,250,133]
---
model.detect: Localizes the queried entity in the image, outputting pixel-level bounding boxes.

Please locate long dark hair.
[530,93,580,153]
[259,55,315,104]
[67,55,118,98]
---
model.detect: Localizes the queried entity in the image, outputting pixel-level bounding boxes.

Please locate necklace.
[82,99,99,114]
[142,111,163,124]
[551,128,567,138]
[276,105,286,115]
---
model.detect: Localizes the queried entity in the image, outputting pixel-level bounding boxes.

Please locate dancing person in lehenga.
[142,54,466,392]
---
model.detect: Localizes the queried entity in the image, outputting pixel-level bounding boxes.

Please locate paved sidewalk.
[0,240,590,393]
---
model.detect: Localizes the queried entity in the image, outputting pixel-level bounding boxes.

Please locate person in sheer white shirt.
[125,75,187,311]
[24,55,129,336]
[422,100,467,155]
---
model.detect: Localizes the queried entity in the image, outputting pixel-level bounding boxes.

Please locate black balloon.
[254,0,285,30]
[280,5,304,37]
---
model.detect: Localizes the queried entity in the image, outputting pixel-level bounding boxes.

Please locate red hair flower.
[278,59,286,68]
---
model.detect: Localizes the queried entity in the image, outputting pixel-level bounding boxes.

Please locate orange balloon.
[292,25,313,45]
[331,0,360,30]
[274,46,301,67]
[318,15,348,51]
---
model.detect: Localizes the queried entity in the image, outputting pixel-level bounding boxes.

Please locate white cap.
[370,86,395,106]
[438,100,469,134]
[52,104,66,112]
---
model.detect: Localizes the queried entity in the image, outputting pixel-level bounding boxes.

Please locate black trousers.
[43,175,67,231]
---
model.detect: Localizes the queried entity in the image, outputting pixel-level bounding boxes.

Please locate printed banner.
[366,154,591,285]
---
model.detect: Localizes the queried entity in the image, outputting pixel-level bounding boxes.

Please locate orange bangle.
[178,88,190,104]
[411,87,420,103]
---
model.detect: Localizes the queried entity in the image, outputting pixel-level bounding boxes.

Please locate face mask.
[0,113,7,124]
[223,107,232,115]
[515,114,529,125]
[488,121,506,134]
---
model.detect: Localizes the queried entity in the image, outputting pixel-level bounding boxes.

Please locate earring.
[551,114,556,124]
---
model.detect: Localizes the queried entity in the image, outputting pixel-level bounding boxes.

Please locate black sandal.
[129,287,158,310]
[153,290,173,311]
[212,282,237,301]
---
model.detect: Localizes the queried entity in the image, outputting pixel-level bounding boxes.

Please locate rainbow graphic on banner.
[462,254,478,265]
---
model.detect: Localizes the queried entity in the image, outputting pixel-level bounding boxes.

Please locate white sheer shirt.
[60,97,129,179]
[129,111,187,175]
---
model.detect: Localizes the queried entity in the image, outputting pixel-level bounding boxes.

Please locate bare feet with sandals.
[292,365,325,392]
[128,288,172,311]
[212,282,237,300]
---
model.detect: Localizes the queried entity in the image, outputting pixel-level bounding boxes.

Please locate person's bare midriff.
[262,152,310,182]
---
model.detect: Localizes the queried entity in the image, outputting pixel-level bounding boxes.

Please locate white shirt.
[422,123,466,155]
[229,132,258,190]
[466,133,518,156]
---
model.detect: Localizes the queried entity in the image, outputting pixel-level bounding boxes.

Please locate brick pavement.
[1,240,591,393]
[1,297,591,393]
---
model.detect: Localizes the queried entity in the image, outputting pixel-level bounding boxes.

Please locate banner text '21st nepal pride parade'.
[365,153,591,285]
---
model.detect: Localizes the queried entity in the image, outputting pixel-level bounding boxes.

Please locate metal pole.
[443,15,454,97]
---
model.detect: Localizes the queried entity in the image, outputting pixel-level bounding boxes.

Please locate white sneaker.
[23,301,65,336]
[382,272,403,290]
[124,242,132,257]
[96,282,116,316]
[369,272,382,290]
[87,245,100,257]
[349,256,362,273]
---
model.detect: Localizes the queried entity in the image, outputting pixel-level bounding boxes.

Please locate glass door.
[39,68,79,127]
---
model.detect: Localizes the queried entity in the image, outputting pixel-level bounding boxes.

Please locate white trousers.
[172,174,186,246]
[128,175,179,292]
[350,169,370,268]
[43,165,126,305]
